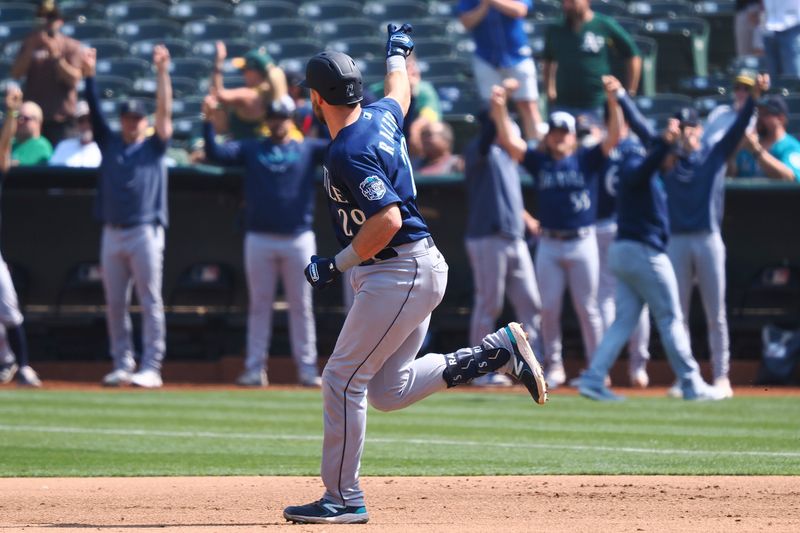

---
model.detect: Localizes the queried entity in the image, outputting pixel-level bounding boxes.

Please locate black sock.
[442,345,510,388]
[6,324,30,368]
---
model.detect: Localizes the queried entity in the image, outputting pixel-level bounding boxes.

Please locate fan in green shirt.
[544,0,641,112]
[10,101,53,166]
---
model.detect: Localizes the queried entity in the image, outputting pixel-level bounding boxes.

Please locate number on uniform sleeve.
[338,207,367,237]
[569,190,591,213]
[400,137,417,197]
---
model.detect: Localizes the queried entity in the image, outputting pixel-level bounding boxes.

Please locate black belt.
[541,227,592,241]
[360,236,434,266]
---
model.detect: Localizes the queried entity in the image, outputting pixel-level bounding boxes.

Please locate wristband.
[387,55,406,73]
[334,244,363,272]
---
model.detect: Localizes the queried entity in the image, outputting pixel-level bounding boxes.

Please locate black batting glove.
[386,23,414,58]
[304,255,339,290]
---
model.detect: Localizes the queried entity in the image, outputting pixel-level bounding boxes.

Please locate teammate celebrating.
[82,45,173,388]
[283,25,546,525]
[202,94,325,388]
[490,77,621,389]
[0,84,42,387]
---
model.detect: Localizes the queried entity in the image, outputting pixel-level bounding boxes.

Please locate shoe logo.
[322,502,343,515]
[513,357,526,377]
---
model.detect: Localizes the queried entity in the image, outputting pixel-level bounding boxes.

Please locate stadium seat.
[57,262,104,308]
[134,75,206,98]
[694,94,729,116]
[529,0,561,22]
[784,95,800,115]
[169,263,236,309]
[609,35,657,96]
[117,20,183,44]
[444,113,481,153]
[298,0,364,21]
[695,0,736,72]
[264,39,323,62]
[172,117,204,141]
[59,0,105,21]
[192,39,255,62]
[169,0,233,21]
[81,38,129,59]
[329,37,381,59]
[415,56,472,81]
[353,57,387,84]
[129,38,193,61]
[0,58,12,80]
[170,57,214,79]
[172,95,206,118]
[413,37,457,58]
[592,0,629,18]
[106,1,168,23]
[615,17,645,37]
[435,80,482,115]
[250,19,315,41]
[96,57,151,80]
[0,3,37,23]
[61,20,115,41]
[677,74,729,97]
[184,19,248,42]
[729,55,766,74]
[634,93,693,116]
[525,21,555,57]
[90,75,134,99]
[737,264,800,324]
[428,0,457,18]
[380,18,453,39]
[0,21,36,43]
[363,0,430,22]
[628,0,694,18]
[1,40,22,60]
[642,18,709,92]
[775,76,800,95]
[315,18,381,41]
[233,0,297,20]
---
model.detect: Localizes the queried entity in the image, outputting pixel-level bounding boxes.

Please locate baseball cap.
[757,95,789,116]
[266,95,296,120]
[299,51,363,106]
[37,0,62,20]
[548,111,576,134]
[674,107,700,127]
[119,99,150,118]
[232,49,273,73]
[75,100,90,118]
[733,68,757,88]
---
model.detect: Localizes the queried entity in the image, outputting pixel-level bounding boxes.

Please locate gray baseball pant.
[465,235,543,357]
[582,240,708,396]
[101,224,166,373]
[535,230,604,368]
[0,255,23,366]
[596,220,651,372]
[667,231,730,380]
[321,239,449,507]
[244,230,318,377]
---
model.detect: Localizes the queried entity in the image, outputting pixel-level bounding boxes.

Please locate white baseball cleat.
[130,369,163,389]
[483,322,547,405]
[236,369,268,387]
[17,366,42,387]
[0,362,19,384]
[629,367,650,389]
[544,363,566,390]
[102,368,133,387]
[299,373,322,388]
[713,376,734,398]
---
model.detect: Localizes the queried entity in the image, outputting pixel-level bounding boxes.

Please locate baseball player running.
[282,25,546,525]
[82,45,173,388]
[0,84,41,387]
[489,77,621,389]
[464,104,543,387]
[576,117,728,402]
[202,94,325,387]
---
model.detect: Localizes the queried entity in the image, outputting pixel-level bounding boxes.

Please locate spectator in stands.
[544,0,641,117]
[415,122,463,175]
[762,0,800,79]
[735,0,764,58]
[705,69,758,146]
[369,53,441,157]
[49,101,101,168]
[11,100,52,166]
[0,85,43,387]
[201,94,324,388]
[82,45,173,389]
[733,95,800,182]
[211,43,288,140]
[457,0,543,141]
[10,0,83,146]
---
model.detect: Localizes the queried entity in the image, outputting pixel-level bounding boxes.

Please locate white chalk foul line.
[1,424,799,459]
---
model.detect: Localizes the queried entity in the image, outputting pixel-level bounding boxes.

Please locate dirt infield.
[1,476,798,532]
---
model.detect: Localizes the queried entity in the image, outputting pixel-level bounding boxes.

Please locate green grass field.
[1,389,798,477]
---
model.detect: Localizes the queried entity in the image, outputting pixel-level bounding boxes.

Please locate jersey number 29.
[338,208,367,237]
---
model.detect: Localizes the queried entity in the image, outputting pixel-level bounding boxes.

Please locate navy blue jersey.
[323,98,429,249]
[85,77,169,227]
[203,122,326,234]
[523,145,605,230]
[596,136,647,221]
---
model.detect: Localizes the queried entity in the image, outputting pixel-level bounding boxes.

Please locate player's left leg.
[595,221,618,332]
[563,231,604,364]
[466,236,508,346]
[0,257,39,386]
[505,237,543,359]
[279,230,320,386]
[694,232,732,393]
[128,225,166,387]
[535,238,567,387]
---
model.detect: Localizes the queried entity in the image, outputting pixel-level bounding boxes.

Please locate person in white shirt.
[703,68,758,146]
[49,100,101,167]
[762,0,800,79]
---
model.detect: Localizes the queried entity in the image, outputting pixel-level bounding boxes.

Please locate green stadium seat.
[615,17,645,37]
[329,37,381,59]
[363,0,430,21]
[233,0,298,20]
[315,18,381,40]
[90,75,133,99]
[299,0,364,21]
[436,80,482,115]
[81,38,129,59]
[593,0,629,18]
[129,38,192,61]
[0,3,37,23]
[694,0,736,72]
[62,20,115,41]
[134,75,207,98]
[192,39,255,63]
[172,117,205,141]
[170,57,214,79]
[264,39,324,62]
[184,20,249,42]
[172,96,206,118]
[677,74,729,97]
[106,1,168,22]
[59,0,105,21]
[643,17,709,92]
[413,37,458,58]
[416,56,472,81]
[250,19,316,41]
[117,20,183,44]
[635,93,693,115]
[529,0,561,22]
[96,57,151,80]
[0,21,36,43]
[628,0,694,19]
[169,0,233,21]
[352,57,387,85]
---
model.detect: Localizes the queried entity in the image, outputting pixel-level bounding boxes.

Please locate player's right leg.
[505,237,544,358]
[0,256,40,386]
[563,231,604,364]
[100,227,136,386]
[535,238,568,388]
